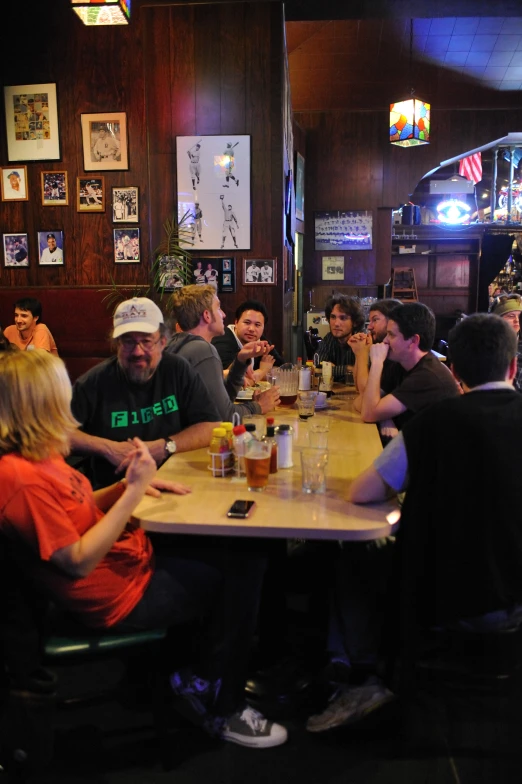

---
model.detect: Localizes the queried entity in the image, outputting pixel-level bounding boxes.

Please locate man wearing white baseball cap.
[70,297,220,489]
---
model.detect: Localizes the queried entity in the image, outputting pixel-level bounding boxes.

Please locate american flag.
[459,153,482,185]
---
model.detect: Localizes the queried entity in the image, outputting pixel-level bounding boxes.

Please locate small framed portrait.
[322,256,345,281]
[114,228,140,263]
[222,259,231,271]
[157,256,185,292]
[37,230,64,266]
[81,112,128,171]
[1,165,28,201]
[243,258,277,286]
[41,171,68,206]
[112,186,138,223]
[3,83,60,162]
[77,176,105,212]
[3,233,29,267]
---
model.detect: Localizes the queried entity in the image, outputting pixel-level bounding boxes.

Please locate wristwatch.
[165,437,177,455]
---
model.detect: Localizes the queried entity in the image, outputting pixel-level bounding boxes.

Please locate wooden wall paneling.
[375,207,392,287]
[194,5,222,135]
[219,3,247,133]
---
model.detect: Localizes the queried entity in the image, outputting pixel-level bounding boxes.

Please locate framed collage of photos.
[176,135,250,251]
[193,257,236,293]
[3,83,60,162]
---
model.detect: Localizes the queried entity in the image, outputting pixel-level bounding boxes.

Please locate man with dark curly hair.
[316,294,365,381]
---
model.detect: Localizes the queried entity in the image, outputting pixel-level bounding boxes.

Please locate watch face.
[165,439,176,454]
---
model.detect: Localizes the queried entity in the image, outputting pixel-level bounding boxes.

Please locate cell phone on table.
[227,500,256,519]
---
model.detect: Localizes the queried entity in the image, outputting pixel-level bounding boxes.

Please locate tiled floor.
[10,655,522,784]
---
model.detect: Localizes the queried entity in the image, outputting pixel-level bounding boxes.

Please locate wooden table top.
[132,387,400,541]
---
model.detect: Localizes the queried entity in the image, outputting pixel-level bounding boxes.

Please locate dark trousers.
[115,535,267,716]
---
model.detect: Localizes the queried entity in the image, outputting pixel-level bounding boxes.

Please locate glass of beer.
[245,440,271,492]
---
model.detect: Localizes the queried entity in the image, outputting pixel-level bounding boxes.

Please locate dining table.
[132,386,400,542]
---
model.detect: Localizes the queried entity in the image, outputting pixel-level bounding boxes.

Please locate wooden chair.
[391,267,418,302]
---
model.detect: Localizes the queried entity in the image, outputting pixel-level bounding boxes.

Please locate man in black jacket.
[308,313,522,732]
[212,299,284,383]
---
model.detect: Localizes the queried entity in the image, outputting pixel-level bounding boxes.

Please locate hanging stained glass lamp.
[389,98,430,147]
[71,0,131,26]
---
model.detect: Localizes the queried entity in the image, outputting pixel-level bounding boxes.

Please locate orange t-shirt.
[3,323,58,355]
[0,453,153,628]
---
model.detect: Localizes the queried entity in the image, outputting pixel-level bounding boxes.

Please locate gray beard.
[121,361,155,384]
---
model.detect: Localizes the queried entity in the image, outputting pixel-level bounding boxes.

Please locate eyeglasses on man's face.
[119,336,162,352]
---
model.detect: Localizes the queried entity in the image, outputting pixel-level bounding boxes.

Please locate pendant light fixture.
[71,0,130,26]
[389,20,430,147]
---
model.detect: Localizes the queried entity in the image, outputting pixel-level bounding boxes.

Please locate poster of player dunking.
[176,135,251,251]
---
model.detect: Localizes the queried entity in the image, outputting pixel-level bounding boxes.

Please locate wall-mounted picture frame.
[315,210,373,251]
[77,176,105,212]
[157,256,185,292]
[3,233,29,267]
[81,112,128,171]
[3,83,60,162]
[193,257,236,293]
[41,171,68,206]
[37,230,64,266]
[295,152,305,221]
[322,256,345,281]
[176,135,251,251]
[114,228,140,263]
[1,165,28,201]
[243,258,277,286]
[112,186,138,223]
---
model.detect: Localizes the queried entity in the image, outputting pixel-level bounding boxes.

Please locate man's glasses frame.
[118,336,162,352]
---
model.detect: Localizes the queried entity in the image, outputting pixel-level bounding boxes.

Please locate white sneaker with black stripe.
[220,706,288,748]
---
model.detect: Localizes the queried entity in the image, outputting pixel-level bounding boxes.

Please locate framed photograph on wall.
[243,258,277,286]
[81,112,128,171]
[322,256,345,281]
[114,228,140,263]
[3,233,29,267]
[112,186,138,223]
[157,256,185,292]
[176,135,251,251]
[295,152,305,221]
[37,231,64,266]
[41,171,68,205]
[193,257,236,293]
[3,83,60,162]
[77,176,105,212]
[315,210,373,251]
[1,165,28,201]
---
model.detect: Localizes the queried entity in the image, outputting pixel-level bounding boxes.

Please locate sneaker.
[306,676,395,733]
[236,179,239,187]
[170,669,221,717]
[220,706,288,748]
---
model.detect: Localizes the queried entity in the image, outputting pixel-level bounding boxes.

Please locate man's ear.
[203,309,212,325]
[508,355,517,382]
[410,333,421,347]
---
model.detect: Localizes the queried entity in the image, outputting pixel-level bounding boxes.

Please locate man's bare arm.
[144,421,217,465]
[69,429,135,466]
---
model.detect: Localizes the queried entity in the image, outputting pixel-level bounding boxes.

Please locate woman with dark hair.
[317,294,365,380]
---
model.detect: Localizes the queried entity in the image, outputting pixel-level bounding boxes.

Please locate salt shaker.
[275,424,293,468]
